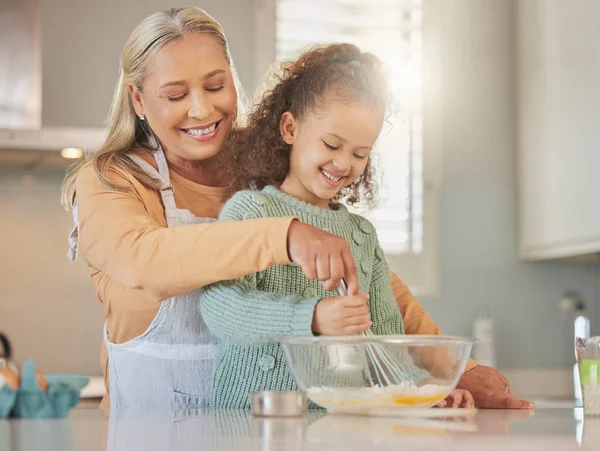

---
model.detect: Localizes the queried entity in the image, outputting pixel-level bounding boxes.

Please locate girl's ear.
[280,112,298,145]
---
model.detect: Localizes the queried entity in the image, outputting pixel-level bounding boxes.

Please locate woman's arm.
[76,164,294,303]
[390,272,478,371]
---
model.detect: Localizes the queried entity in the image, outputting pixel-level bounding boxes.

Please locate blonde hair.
[61,7,244,209]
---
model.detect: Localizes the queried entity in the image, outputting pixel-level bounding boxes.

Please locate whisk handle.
[336,279,348,296]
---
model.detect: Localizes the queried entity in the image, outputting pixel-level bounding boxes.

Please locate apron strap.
[128,150,179,226]
[153,148,171,182]
[127,153,170,189]
[68,148,185,261]
[67,202,79,262]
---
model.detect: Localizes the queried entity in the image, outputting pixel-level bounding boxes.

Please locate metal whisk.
[336,279,412,386]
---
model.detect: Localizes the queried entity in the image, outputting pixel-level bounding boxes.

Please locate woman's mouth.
[320,168,345,187]
[181,120,222,142]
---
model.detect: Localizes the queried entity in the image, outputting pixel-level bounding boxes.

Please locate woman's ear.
[280,112,297,145]
[128,84,144,117]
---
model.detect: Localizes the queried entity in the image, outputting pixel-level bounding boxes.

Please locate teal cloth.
[201,186,405,408]
[0,386,17,417]
[1,361,82,418]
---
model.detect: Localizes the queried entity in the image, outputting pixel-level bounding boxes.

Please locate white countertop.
[1,404,598,451]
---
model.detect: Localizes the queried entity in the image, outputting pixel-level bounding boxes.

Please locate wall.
[419,0,599,370]
[0,166,104,374]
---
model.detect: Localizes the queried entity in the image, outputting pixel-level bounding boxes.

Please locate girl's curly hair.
[228,43,389,208]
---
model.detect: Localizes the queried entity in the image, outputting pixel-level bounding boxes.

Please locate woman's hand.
[287,220,359,295]
[456,366,534,409]
[312,293,371,335]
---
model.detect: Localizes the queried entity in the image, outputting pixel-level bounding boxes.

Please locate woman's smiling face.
[129,32,238,163]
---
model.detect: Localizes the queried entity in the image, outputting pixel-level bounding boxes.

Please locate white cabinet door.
[517,0,600,260]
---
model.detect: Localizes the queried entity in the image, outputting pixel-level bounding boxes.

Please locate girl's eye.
[206,85,225,93]
[167,94,186,101]
[323,141,339,150]
[353,153,368,160]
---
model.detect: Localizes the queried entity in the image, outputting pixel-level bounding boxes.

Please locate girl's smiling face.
[279,99,384,208]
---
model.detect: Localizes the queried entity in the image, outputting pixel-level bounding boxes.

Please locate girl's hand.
[287,220,359,295]
[312,293,371,335]
[436,389,475,408]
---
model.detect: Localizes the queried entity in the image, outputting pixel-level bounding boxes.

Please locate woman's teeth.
[185,122,218,136]
[320,169,342,182]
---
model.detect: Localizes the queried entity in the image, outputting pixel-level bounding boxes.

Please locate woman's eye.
[167,94,186,101]
[206,85,224,93]
[353,153,367,160]
[323,141,339,150]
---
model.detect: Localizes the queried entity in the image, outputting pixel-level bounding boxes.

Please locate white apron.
[69,148,218,410]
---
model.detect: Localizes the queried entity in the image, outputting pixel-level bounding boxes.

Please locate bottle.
[472,310,496,368]
[574,301,591,406]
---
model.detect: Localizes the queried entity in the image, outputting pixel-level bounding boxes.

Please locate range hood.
[0,0,105,153]
[0,127,106,153]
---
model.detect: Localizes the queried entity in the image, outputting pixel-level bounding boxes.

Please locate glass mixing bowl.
[281,335,473,414]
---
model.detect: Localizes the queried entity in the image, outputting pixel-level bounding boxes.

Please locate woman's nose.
[188,92,215,120]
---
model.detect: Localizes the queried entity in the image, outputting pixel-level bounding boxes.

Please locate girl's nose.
[332,153,352,173]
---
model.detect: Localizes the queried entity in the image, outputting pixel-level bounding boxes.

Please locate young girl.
[201,43,473,409]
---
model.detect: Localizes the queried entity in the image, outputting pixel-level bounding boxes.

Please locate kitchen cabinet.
[516,0,600,261]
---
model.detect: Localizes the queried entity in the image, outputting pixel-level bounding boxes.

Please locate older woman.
[63,7,531,411]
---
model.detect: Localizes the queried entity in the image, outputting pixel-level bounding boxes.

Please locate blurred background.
[1,0,599,401]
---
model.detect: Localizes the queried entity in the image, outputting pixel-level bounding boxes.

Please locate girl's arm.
[200,190,320,344]
[201,275,319,345]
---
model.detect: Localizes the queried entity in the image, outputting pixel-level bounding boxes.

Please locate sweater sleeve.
[200,191,319,345]
[75,165,295,303]
[201,277,319,345]
[368,242,405,336]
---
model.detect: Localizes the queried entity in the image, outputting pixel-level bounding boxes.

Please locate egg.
[12,369,49,391]
[35,370,49,391]
[0,367,20,390]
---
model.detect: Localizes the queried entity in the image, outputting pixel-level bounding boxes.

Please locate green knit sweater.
[201,185,405,409]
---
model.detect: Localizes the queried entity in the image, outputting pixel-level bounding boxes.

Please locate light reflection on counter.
[0,406,591,451]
